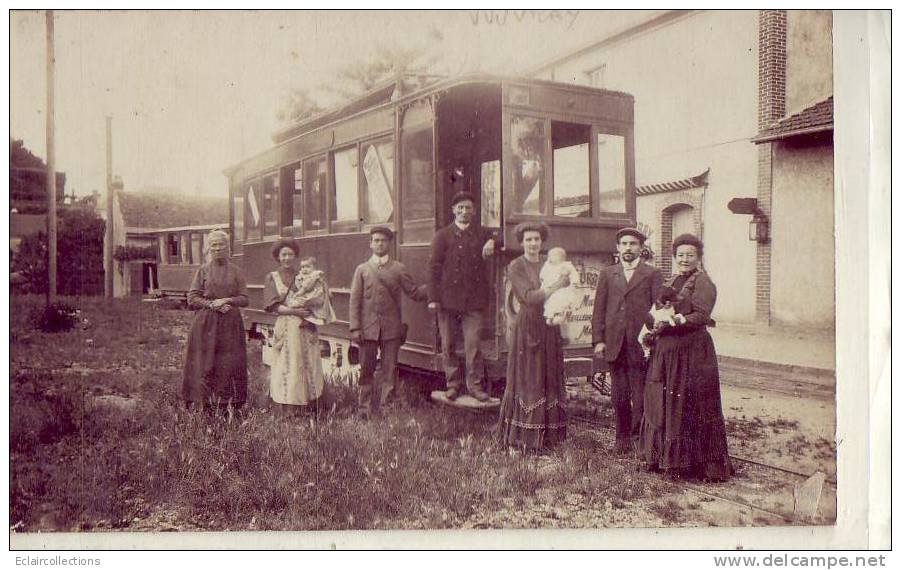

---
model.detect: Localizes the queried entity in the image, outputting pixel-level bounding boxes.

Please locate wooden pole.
[105,117,113,298]
[45,10,57,305]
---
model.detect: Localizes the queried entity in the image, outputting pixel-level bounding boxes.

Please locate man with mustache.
[591,228,662,454]
[428,191,499,402]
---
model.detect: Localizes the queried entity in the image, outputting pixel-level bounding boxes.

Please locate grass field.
[10,295,699,532]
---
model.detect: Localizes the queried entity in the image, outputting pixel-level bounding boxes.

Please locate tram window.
[191,233,203,264]
[167,234,179,264]
[401,127,435,242]
[481,160,501,228]
[233,195,245,241]
[597,134,627,213]
[262,173,280,237]
[552,121,591,218]
[291,165,303,228]
[332,147,360,229]
[245,182,262,241]
[361,138,395,225]
[180,234,190,265]
[304,156,328,231]
[511,116,547,215]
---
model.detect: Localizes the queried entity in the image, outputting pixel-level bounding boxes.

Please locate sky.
[9,10,656,199]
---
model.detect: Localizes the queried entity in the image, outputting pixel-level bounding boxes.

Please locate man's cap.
[370,226,394,240]
[450,191,476,207]
[615,227,647,243]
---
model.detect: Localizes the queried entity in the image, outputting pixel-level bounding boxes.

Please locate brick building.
[529,10,834,334]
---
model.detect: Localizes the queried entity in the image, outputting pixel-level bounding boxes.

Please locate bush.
[12,208,106,296]
[31,302,79,333]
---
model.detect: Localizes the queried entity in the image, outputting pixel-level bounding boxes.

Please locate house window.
[332,147,360,230]
[262,173,280,237]
[510,115,547,215]
[552,121,591,218]
[304,156,328,232]
[597,134,626,213]
[361,138,395,225]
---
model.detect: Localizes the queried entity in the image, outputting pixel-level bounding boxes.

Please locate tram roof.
[225,73,632,177]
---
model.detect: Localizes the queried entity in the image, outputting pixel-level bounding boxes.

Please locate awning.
[636,168,709,197]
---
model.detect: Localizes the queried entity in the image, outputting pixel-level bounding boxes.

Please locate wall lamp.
[727,198,770,244]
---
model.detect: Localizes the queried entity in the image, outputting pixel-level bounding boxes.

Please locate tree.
[277,28,448,126]
[12,208,106,296]
[275,88,326,124]
[10,137,65,214]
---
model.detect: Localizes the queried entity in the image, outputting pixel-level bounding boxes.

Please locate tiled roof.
[636,168,709,196]
[753,96,833,143]
[118,191,228,230]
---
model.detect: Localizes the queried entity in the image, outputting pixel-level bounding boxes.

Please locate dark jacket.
[350,258,428,341]
[428,223,498,311]
[591,261,663,363]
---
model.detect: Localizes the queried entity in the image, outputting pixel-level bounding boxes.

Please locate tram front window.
[552,121,591,218]
[597,133,627,213]
[511,116,546,215]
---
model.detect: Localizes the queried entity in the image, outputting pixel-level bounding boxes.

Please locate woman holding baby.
[498,222,571,451]
[639,233,733,481]
[263,239,333,410]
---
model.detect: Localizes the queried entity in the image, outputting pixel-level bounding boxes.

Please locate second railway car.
[225,74,636,382]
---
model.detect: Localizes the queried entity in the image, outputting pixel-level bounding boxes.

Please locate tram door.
[433,84,506,377]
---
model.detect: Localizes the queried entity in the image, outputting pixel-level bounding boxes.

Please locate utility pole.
[105,116,114,298]
[45,10,57,305]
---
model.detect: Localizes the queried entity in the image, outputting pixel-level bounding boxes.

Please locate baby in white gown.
[540,247,580,326]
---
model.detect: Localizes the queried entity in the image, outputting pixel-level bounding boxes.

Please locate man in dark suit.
[428,191,499,401]
[350,226,428,416]
[592,227,662,453]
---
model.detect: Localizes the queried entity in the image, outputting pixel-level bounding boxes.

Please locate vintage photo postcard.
[7,9,890,550]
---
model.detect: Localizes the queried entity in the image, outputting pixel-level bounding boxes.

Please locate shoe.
[471,389,490,402]
[445,388,460,401]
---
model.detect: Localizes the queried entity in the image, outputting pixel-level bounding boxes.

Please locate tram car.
[155,224,226,299]
[224,75,636,383]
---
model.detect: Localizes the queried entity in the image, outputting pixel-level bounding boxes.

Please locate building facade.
[530,9,834,331]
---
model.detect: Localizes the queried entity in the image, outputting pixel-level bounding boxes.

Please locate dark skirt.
[182,307,248,407]
[639,328,733,480]
[499,306,567,450]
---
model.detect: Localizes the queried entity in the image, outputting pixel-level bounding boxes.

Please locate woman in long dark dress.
[182,230,249,411]
[639,234,733,481]
[499,222,571,451]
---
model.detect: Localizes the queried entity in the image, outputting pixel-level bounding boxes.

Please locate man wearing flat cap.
[350,226,428,416]
[428,191,500,402]
[591,227,662,453]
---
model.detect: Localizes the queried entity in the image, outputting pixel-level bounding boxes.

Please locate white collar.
[369,254,390,267]
[621,259,640,271]
[454,221,471,232]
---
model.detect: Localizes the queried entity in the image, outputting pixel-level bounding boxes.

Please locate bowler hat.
[615,227,647,244]
[450,191,475,207]
[370,226,394,240]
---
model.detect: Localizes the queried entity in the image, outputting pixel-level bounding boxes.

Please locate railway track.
[570,413,834,524]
